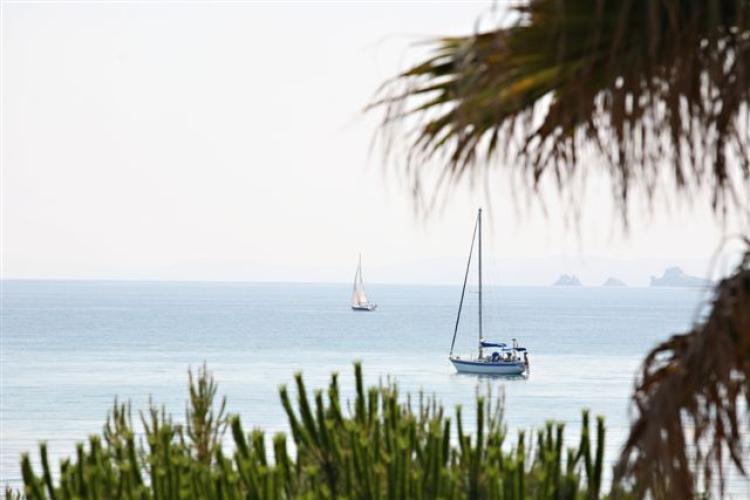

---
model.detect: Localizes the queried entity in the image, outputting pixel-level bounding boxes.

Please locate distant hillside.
[650,267,711,287]
[602,277,626,287]
[553,274,582,286]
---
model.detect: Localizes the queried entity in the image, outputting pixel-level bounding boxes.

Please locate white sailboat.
[352,254,377,311]
[449,209,529,375]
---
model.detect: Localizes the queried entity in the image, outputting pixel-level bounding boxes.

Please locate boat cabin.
[479,339,527,363]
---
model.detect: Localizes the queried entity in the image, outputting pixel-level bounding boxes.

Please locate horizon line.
[0,277,677,288]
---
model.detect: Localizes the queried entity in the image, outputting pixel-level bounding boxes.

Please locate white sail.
[351,254,375,310]
[352,259,369,306]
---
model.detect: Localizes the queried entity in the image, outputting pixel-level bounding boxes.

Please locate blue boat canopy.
[481,340,507,348]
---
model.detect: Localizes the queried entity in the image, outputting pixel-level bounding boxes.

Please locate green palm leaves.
[14,363,609,499]
[373,0,750,216]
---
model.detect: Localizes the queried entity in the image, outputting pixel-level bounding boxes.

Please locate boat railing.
[451,351,524,364]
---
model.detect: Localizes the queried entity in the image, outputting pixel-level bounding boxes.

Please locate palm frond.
[613,241,750,497]
[372,0,750,219]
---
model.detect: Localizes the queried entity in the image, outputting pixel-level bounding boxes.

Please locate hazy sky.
[2,2,747,285]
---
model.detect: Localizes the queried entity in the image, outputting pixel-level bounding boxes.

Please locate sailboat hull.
[352,304,377,311]
[450,358,526,375]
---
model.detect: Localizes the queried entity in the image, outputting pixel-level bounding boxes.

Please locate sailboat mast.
[449,212,479,357]
[478,208,483,358]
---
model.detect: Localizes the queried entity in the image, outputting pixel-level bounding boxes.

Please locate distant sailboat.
[352,254,377,311]
[449,209,528,375]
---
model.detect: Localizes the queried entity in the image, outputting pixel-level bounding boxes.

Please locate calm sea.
[1,280,745,494]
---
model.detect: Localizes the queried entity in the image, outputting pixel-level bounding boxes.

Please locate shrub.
[10,363,608,499]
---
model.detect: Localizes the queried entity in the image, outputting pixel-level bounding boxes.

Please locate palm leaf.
[371,0,750,218]
[613,242,750,497]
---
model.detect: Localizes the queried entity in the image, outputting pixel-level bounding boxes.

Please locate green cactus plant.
[9,363,617,499]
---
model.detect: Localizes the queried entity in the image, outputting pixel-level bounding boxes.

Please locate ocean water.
[0,280,745,494]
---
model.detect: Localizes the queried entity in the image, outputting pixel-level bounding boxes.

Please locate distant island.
[650,267,711,287]
[602,277,626,287]
[553,274,582,286]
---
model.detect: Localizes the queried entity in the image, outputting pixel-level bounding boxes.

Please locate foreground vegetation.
[8,363,609,499]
